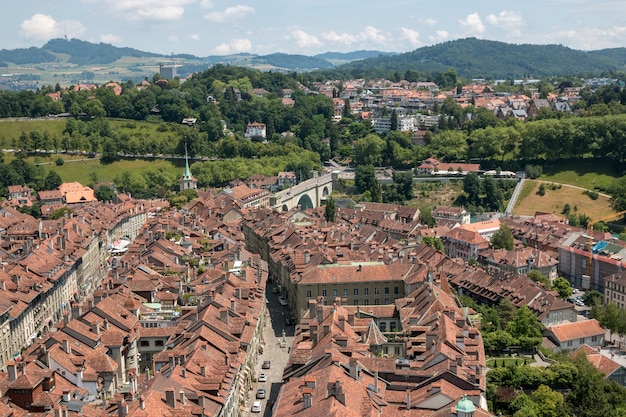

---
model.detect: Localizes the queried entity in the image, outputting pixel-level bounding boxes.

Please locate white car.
[252,401,262,413]
[258,373,268,382]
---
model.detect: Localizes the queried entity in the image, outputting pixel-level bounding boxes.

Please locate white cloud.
[486,11,524,37]
[360,26,386,44]
[100,34,122,44]
[321,31,357,45]
[400,28,421,47]
[190,33,200,41]
[459,12,485,36]
[200,0,213,7]
[81,0,194,22]
[429,30,449,43]
[20,14,85,42]
[287,30,322,48]
[168,35,180,42]
[420,18,437,27]
[204,5,255,23]
[552,25,626,50]
[214,38,252,54]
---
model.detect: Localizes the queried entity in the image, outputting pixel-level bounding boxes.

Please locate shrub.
[537,183,546,196]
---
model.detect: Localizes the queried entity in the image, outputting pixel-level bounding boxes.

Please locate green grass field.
[45,158,186,185]
[539,158,622,191]
[0,119,66,146]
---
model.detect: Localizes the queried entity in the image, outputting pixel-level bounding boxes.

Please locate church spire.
[179,144,198,191]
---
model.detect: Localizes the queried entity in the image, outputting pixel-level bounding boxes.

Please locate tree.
[602,302,620,341]
[506,305,543,349]
[491,224,514,250]
[354,134,384,166]
[325,196,336,223]
[483,175,504,211]
[528,270,550,287]
[95,185,115,202]
[422,236,444,252]
[463,172,481,206]
[551,277,572,298]
[419,207,436,227]
[43,170,63,191]
[532,385,567,417]
[49,207,74,220]
[392,171,414,200]
[582,290,603,307]
[355,164,376,193]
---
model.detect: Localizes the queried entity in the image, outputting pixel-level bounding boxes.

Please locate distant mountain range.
[0,38,392,72]
[1,37,626,79]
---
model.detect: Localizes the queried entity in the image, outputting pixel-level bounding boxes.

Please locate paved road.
[241,283,295,417]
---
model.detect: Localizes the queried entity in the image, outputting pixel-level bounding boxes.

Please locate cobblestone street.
[241,283,295,417]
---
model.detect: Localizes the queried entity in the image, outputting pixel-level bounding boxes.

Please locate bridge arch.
[297,194,314,210]
[281,204,289,212]
[322,186,329,198]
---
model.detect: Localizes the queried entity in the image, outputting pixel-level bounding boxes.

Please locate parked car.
[258,373,268,382]
[278,296,288,306]
[256,388,266,399]
[272,287,279,294]
[252,401,262,413]
[262,360,271,369]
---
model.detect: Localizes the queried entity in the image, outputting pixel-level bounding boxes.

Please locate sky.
[3,1,626,57]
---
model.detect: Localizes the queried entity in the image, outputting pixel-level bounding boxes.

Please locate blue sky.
[3,1,626,56]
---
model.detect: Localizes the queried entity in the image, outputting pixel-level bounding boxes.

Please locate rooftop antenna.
[64,23,68,41]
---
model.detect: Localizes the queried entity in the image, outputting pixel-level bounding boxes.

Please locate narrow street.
[241,282,295,417]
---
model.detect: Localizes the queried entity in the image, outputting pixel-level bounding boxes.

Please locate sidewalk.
[241,285,295,417]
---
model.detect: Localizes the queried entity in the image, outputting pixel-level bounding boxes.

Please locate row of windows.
[309,297,391,306]
[139,339,164,347]
[306,287,400,298]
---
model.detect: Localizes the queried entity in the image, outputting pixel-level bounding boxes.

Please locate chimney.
[332,380,345,405]
[374,370,379,393]
[179,391,186,405]
[302,387,313,409]
[304,251,310,264]
[181,368,186,378]
[220,309,229,324]
[71,303,82,319]
[62,389,71,402]
[406,389,411,410]
[91,321,100,335]
[310,324,318,345]
[165,389,176,408]
[7,362,16,382]
[139,396,146,410]
[103,319,109,330]
[117,400,128,417]
[64,339,71,354]
[348,312,355,326]
[349,357,360,381]
[316,301,324,324]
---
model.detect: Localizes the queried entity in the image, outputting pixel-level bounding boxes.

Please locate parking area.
[241,283,295,417]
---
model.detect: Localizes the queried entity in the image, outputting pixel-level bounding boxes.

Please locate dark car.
[256,388,266,399]
[262,360,271,369]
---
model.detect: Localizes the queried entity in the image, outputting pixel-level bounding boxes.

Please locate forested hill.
[0,38,163,65]
[329,38,626,79]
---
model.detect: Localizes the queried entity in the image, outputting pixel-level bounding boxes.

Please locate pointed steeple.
[179,144,198,191]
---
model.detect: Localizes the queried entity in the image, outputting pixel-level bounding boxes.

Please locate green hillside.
[333,38,626,79]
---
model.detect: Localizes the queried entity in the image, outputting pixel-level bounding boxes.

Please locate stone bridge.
[271,171,335,211]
